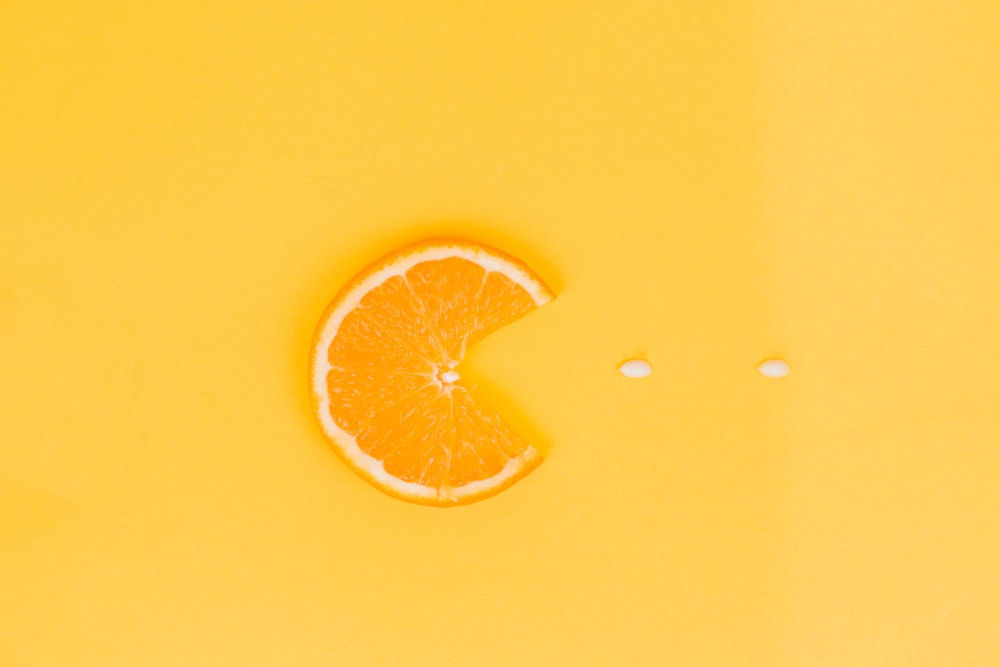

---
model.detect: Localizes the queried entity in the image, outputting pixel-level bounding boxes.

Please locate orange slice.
[309,239,554,506]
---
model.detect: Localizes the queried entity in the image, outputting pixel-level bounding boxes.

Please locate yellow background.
[2,1,999,664]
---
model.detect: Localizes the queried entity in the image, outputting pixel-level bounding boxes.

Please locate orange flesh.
[324,256,539,493]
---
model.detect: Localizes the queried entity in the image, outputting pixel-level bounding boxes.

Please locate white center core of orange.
[440,369,461,384]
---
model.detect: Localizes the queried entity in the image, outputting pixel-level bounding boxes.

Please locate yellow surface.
[2,1,999,664]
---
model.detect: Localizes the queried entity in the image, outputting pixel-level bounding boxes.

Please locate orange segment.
[449,388,531,486]
[309,239,554,506]
[474,271,539,345]
[404,257,485,362]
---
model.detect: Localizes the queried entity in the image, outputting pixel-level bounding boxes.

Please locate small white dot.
[440,369,460,384]
[619,359,652,378]
[757,358,790,378]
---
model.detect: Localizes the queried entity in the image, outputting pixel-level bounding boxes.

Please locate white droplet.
[757,358,790,378]
[440,369,460,384]
[618,359,652,378]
